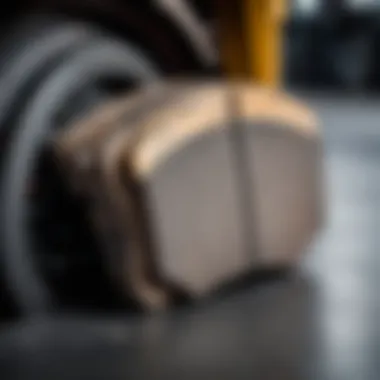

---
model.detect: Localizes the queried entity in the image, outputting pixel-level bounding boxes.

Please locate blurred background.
[0,1,379,379]
[287,0,380,90]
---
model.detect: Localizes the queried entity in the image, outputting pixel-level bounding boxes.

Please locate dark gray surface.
[302,94,380,380]
[0,95,379,379]
[0,275,312,380]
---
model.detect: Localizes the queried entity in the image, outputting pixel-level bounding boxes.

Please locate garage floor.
[302,94,380,380]
[0,94,379,380]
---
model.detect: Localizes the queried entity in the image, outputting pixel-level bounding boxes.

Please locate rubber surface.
[1,39,159,317]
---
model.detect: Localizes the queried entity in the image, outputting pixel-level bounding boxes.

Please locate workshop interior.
[0,0,379,379]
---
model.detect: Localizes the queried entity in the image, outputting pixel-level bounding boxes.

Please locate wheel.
[0,16,161,316]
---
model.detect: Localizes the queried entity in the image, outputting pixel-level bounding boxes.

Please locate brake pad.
[55,81,322,310]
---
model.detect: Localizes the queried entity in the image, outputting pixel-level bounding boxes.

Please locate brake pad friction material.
[54,81,322,309]
[125,82,321,297]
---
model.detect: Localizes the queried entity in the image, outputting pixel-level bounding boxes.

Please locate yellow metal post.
[217,0,288,87]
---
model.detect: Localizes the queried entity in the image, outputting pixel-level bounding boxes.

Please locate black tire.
[0,25,159,317]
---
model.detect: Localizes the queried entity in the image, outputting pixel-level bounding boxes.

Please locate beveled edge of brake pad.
[55,80,318,164]
[126,81,318,179]
[54,80,207,157]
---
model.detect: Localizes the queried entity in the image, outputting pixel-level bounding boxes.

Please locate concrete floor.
[303,94,380,380]
[0,95,379,379]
